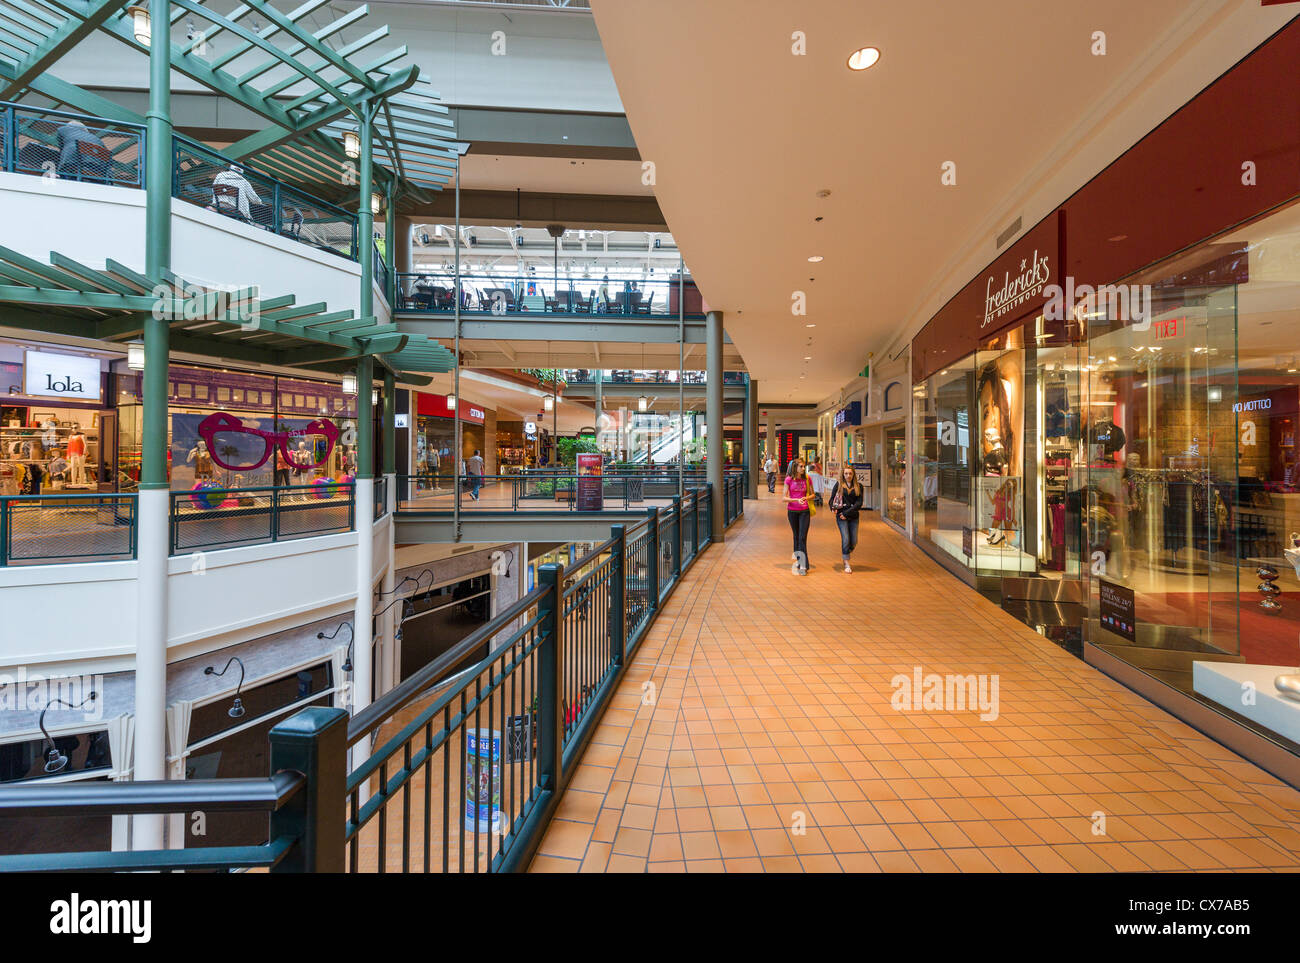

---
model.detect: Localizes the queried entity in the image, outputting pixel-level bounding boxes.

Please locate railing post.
[646,507,659,612]
[536,563,563,793]
[271,486,280,542]
[609,524,625,668]
[272,181,282,237]
[671,495,682,580]
[0,497,7,567]
[268,705,349,873]
[692,487,701,554]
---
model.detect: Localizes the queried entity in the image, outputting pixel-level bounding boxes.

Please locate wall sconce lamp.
[204,657,247,719]
[40,692,98,773]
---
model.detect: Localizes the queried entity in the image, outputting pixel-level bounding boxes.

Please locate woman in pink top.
[784,458,811,574]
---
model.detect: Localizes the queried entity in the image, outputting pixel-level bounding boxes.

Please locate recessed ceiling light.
[805,323,816,328]
[847,47,881,71]
[804,356,812,360]
[807,255,824,263]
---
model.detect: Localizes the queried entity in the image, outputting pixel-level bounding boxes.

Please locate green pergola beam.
[240,0,374,92]
[14,70,147,124]
[235,3,370,91]
[208,0,328,71]
[223,64,418,161]
[0,282,156,311]
[49,251,139,294]
[0,0,128,99]
[168,0,357,112]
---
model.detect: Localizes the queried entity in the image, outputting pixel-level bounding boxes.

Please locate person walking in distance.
[466,449,485,501]
[784,458,812,575]
[829,465,864,573]
[764,453,778,493]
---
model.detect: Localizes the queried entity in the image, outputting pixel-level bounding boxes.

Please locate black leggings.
[788,509,810,564]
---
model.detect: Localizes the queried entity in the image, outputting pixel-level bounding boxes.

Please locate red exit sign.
[1151,316,1185,340]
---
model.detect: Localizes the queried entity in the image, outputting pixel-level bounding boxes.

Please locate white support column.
[381,472,397,690]
[132,487,168,849]
[352,477,374,758]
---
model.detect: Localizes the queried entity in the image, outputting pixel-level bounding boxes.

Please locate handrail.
[0,480,746,873]
[346,584,550,747]
[173,134,359,261]
[0,770,304,816]
[2,100,145,188]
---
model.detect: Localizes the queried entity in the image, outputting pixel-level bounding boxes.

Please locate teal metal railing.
[1,101,144,187]
[0,101,360,261]
[394,272,705,319]
[0,483,742,872]
[169,482,355,555]
[0,493,136,566]
[173,136,358,260]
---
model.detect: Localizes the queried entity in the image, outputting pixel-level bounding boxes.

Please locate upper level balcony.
[0,101,385,318]
[394,272,705,320]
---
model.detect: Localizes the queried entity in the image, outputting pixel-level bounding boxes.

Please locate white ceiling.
[460,154,650,196]
[589,0,1277,405]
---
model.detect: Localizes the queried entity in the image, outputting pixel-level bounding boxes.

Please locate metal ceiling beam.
[0,0,128,99]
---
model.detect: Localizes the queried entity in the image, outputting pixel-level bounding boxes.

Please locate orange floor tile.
[529,490,1300,873]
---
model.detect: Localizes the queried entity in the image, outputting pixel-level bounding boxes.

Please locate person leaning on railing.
[211,163,262,221]
[56,120,108,180]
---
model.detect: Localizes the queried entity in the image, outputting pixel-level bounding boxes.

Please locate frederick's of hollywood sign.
[982,250,1051,329]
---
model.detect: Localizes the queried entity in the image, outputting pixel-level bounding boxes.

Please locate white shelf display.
[1193,661,1300,745]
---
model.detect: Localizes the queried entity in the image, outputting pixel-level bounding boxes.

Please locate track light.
[203,657,247,719]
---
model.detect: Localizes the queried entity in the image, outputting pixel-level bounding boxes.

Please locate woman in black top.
[828,466,864,573]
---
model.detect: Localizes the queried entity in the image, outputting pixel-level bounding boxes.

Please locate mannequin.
[977,362,1015,547]
[67,427,87,485]
[187,438,213,480]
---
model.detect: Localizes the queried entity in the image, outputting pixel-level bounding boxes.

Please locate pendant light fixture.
[127,340,145,371]
[343,130,360,159]
[127,4,151,44]
[342,373,357,395]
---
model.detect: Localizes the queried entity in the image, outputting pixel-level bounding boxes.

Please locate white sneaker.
[844,563,852,574]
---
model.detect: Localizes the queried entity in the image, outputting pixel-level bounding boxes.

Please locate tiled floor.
[529,491,1300,873]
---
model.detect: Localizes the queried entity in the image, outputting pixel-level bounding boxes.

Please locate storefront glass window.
[913,356,977,578]
[884,423,907,528]
[1083,197,1300,751]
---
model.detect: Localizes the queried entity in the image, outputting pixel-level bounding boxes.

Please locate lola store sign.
[23,350,102,401]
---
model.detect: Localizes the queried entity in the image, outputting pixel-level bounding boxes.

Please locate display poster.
[962,526,973,558]
[464,728,501,834]
[576,452,603,511]
[1099,579,1137,642]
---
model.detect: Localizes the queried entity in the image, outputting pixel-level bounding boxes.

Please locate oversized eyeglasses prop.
[197,412,340,473]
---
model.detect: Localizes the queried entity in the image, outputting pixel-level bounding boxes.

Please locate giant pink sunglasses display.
[196,412,340,473]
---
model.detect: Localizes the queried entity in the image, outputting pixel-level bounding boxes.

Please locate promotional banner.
[464,728,501,834]
[576,452,603,510]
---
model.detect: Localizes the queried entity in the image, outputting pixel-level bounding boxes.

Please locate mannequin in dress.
[977,363,1015,546]
[66,428,88,485]
[187,438,213,480]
